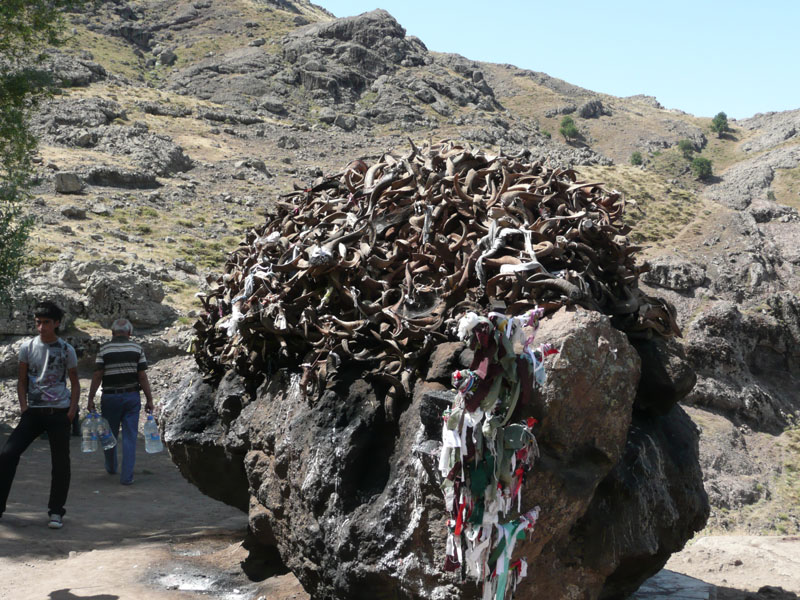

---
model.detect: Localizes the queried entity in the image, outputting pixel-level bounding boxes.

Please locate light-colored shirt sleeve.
[66,344,78,370]
[18,340,30,364]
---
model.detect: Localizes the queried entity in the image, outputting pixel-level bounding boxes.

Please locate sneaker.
[48,514,63,529]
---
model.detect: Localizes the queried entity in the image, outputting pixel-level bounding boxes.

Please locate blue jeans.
[101,392,141,485]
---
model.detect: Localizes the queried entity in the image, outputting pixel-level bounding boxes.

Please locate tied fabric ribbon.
[440,309,554,600]
[453,369,478,394]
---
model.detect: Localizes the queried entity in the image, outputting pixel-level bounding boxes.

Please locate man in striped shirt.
[87,318,154,485]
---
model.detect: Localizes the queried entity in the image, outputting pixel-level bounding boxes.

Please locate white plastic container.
[95,412,117,450]
[80,413,98,453]
[144,414,163,453]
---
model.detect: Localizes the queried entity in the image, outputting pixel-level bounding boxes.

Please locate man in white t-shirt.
[0,301,80,529]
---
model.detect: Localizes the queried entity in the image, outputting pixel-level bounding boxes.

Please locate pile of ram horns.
[193,139,678,398]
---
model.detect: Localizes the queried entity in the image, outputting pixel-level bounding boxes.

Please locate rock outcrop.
[639,131,800,437]
[0,259,177,338]
[33,97,193,179]
[162,308,707,599]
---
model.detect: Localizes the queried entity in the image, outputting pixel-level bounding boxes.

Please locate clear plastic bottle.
[144,414,163,453]
[81,413,98,453]
[95,412,117,450]
[90,413,100,448]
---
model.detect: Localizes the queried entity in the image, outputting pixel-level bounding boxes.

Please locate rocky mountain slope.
[1,0,799,587]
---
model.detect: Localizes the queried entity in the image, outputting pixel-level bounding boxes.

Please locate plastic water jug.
[95,412,117,450]
[80,413,98,453]
[144,414,163,453]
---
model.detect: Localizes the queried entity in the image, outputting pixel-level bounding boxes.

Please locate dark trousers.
[0,408,71,517]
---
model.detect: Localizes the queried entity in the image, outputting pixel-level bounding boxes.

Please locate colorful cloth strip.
[440,309,557,599]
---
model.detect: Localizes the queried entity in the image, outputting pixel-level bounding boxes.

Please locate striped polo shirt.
[96,336,147,391]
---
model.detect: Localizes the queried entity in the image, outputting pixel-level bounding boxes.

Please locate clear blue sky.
[315,1,799,120]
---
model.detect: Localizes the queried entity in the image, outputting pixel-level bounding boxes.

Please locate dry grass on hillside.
[773,165,800,210]
[577,164,704,245]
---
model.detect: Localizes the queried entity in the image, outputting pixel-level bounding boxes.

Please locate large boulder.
[0,260,177,336]
[162,308,707,599]
[41,50,108,87]
[0,284,83,337]
[84,264,176,329]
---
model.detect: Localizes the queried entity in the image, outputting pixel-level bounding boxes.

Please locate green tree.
[677,139,695,160]
[710,111,730,137]
[559,116,579,142]
[691,157,713,180]
[0,1,87,301]
[630,151,643,166]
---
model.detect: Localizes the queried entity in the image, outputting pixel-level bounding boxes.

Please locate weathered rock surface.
[163,309,707,599]
[41,50,108,87]
[54,172,84,194]
[579,98,610,118]
[641,190,800,436]
[84,264,176,328]
[641,258,707,292]
[739,109,800,153]
[684,296,800,433]
[34,98,193,178]
[0,260,177,337]
[159,7,611,160]
[704,145,800,210]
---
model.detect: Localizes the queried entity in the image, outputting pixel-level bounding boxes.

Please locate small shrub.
[630,151,643,166]
[559,116,579,141]
[710,111,730,137]
[541,130,551,139]
[691,157,713,180]
[678,139,695,160]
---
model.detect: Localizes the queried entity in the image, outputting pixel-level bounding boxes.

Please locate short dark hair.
[33,301,65,322]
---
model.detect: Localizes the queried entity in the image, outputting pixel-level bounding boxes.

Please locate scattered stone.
[277,135,299,149]
[73,129,96,147]
[138,102,193,118]
[85,167,160,189]
[173,259,197,274]
[259,95,286,115]
[54,172,83,194]
[89,203,112,216]
[60,206,87,219]
[333,114,356,131]
[158,49,178,66]
[544,105,576,118]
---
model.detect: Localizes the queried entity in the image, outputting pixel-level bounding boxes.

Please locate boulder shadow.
[49,590,119,600]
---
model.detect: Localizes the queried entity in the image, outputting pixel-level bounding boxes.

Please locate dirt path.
[0,425,307,600]
[666,535,800,599]
[2,426,799,600]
